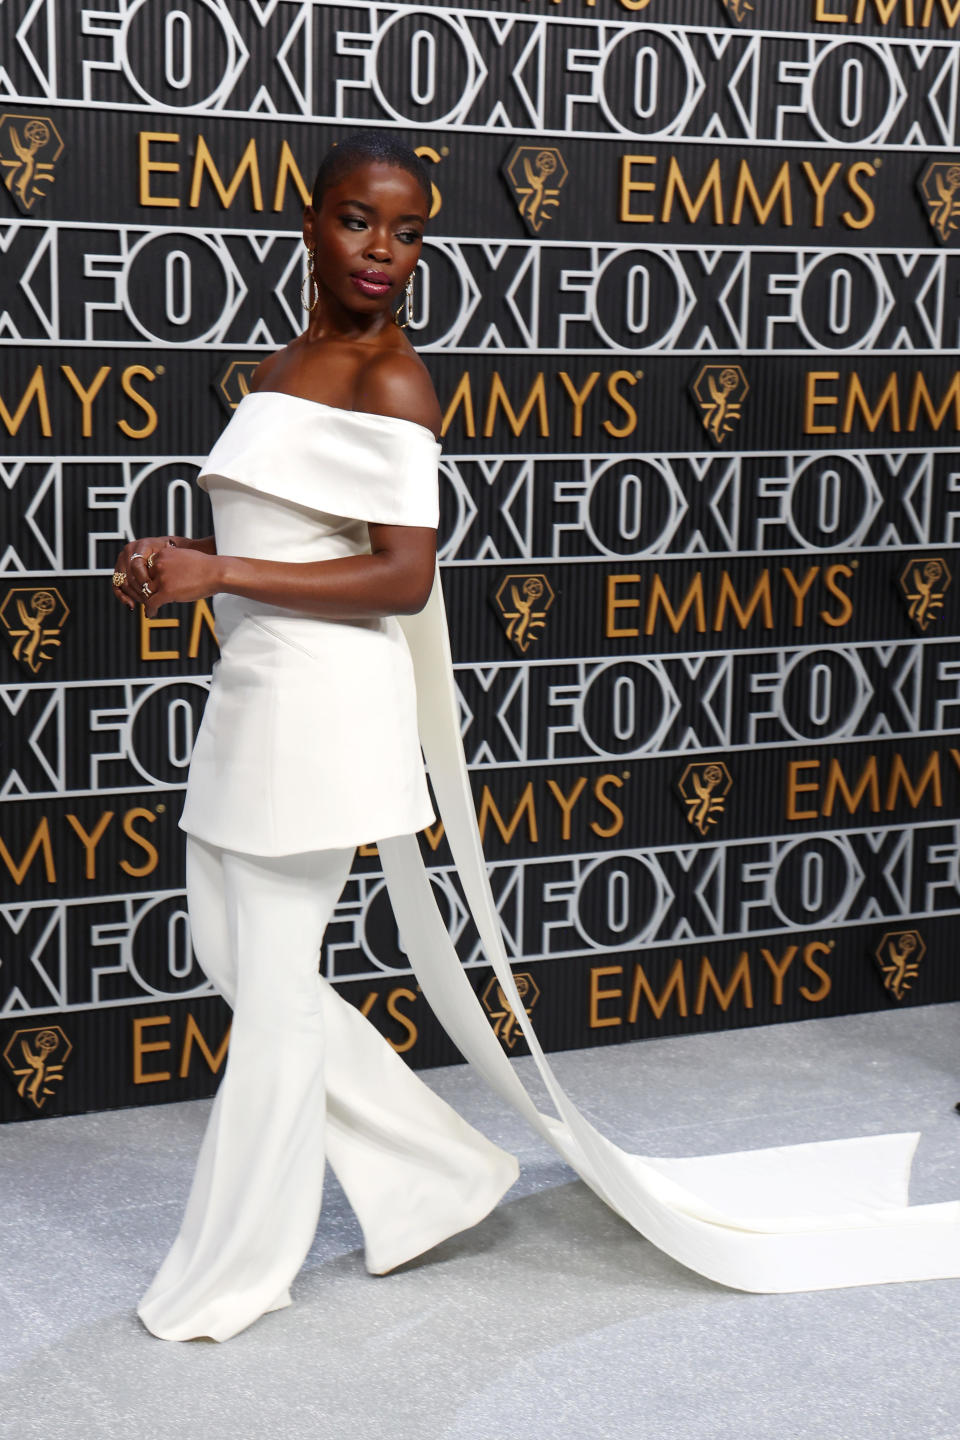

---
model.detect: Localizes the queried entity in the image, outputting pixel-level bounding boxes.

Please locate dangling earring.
[395,268,416,328]
[301,245,319,312]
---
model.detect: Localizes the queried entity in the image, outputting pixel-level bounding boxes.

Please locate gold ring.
[147,552,157,570]
[131,552,145,560]
[141,582,152,598]
[113,571,126,587]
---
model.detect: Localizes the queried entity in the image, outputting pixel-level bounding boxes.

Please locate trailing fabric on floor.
[389,571,960,1293]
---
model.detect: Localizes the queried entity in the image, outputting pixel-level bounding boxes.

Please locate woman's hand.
[111,536,178,612]
[140,545,224,618]
[111,535,218,613]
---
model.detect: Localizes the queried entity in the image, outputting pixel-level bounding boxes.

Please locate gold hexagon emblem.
[917,160,960,245]
[899,556,951,632]
[874,930,925,1003]
[677,761,733,835]
[0,113,64,213]
[492,572,556,654]
[690,365,749,445]
[721,0,755,20]
[216,359,261,413]
[502,144,568,235]
[481,972,540,1049]
[0,585,70,674]
[2,1025,72,1110]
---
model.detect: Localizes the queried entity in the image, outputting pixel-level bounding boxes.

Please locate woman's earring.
[395,269,416,328]
[301,246,319,312]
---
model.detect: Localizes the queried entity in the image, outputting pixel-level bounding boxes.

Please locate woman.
[112,134,525,1343]
[113,134,958,1342]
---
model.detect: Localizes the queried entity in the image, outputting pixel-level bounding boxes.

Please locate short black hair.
[311,132,432,213]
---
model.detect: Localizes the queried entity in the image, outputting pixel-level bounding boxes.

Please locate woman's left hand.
[140,545,224,618]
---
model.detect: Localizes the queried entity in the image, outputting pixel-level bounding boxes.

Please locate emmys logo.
[899,557,950,631]
[690,365,749,445]
[0,587,69,674]
[492,573,556,654]
[2,1026,72,1110]
[502,145,568,235]
[677,762,733,835]
[0,114,64,213]
[216,359,261,412]
[917,161,960,245]
[721,0,755,21]
[874,930,925,1003]
[481,973,540,1049]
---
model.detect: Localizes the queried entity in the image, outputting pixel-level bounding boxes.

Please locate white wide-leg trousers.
[137,836,519,1343]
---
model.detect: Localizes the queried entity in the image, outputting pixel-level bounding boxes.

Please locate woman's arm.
[218,524,437,617]
[140,523,436,620]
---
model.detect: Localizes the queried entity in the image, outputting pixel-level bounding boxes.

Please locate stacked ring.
[112,571,126,587]
[142,583,152,598]
[147,553,157,570]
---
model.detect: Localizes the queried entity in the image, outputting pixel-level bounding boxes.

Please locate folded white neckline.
[235,388,441,443]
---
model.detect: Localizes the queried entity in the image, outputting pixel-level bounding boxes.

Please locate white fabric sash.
[387,569,960,1293]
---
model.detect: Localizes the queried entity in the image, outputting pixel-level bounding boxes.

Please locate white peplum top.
[178,390,441,856]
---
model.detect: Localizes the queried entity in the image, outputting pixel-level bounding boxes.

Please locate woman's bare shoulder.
[355,349,443,439]
[248,345,294,392]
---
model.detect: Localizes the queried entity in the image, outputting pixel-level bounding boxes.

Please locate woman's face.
[303,160,428,320]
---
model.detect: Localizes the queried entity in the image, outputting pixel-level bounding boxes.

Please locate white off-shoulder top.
[178,390,441,855]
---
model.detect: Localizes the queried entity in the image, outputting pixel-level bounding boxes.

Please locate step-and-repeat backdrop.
[2,0,960,1121]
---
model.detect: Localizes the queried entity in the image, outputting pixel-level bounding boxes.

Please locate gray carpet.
[2,1004,958,1440]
